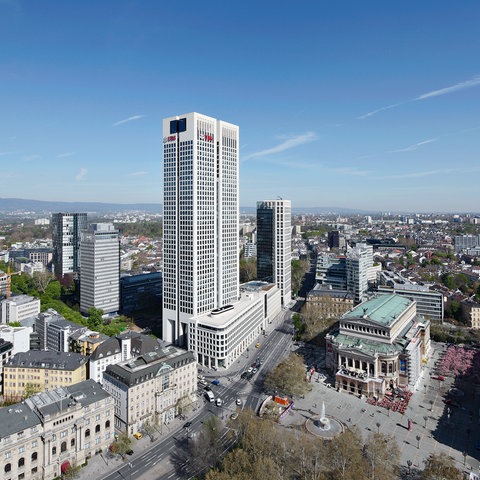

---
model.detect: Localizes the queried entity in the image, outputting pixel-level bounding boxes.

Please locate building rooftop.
[5,350,88,370]
[342,294,414,327]
[4,294,38,305]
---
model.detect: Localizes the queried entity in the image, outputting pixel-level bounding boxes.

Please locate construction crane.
[4,265,21,300]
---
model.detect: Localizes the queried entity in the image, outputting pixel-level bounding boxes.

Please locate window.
[85,429,90,438]
[31,452,37,462]
[31,467,38,474]
[105,420,110,429]
[52,447,57,456]
[95,425,100,433]
[18,458,25,467]
[71,439,75,447]
[5,463,11,473]
[61,442,67,453]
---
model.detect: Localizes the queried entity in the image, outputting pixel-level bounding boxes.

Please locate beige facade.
[0,380,114,480]
[3,351,88,401]
[306,289,354,319]
[464,301,480,329]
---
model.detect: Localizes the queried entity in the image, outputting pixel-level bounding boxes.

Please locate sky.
[1,0,479,213]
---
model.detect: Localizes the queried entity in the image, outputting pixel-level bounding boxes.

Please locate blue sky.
[1,0,479,213]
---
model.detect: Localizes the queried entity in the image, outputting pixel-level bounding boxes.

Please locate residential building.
[162,112,239,346]
[325,294,430,397]
[102,345,196,433]
[52,213,87,280]
[0,294,41,324]
[463,300,480,329]
[189,281,281,369]
[3,350,88,400]
[9,247,53,268]
[256,199,292,306]
[0,379,114,480]
[316,253,347,290]
[88,332,165,384]
[79,223,120,315]
[69,329,109,357]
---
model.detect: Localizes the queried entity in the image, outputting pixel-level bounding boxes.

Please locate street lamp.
[429,399,434,411]
[407,459,412,476]
[416,435,421,449]
[423,415,428,428]
[463,451,467,466]
[376,422,381,434]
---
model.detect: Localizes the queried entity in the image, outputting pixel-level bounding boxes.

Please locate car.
[183,421,192,429]
[212,379,220,385]
[255,343,260,348]
[133,432,142,440]
[247,367,253,373]
[240,372,248,380]
[236,398,242,405]
[230,412,239,420]
[216,398,223,406]
[246,372,254,380]
[126,449,134,456]
[432,375,445,381]
[204,386,212,392]
[252,368,258,374]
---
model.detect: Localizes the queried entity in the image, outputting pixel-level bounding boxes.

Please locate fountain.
[307,400,343,439]
[314,401,331,430]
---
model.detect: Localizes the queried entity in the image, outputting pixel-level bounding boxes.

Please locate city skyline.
[1,1,479,212]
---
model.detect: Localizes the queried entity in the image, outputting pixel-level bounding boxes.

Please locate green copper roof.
[332,333,402,356]
[342,294,414,326]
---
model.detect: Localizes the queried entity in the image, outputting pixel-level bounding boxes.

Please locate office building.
[162,112,239,345]
[0,324,31,355]
[79,223,120,315]
[325,294,430,396]
[102,345,196,433]
[316,253,348,290]
[256,199,292,306]
[52,213,87,280]
[0,338,13,394]
[120,272,162,315]
[1,294,41,324]
[346,242,373,304]
[0,380,114,480]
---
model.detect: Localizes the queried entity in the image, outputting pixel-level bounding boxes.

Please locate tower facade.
[346,242,373,304]
[256,199,292,306]
[52,213,87,279]
[162,112,239,345]
[79,223,120,314]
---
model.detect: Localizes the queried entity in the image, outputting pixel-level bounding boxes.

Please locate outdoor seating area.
[366,389,413,414]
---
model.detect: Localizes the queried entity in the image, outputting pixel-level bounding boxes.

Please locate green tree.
[264,353,307,396]
[239,257,257,283]
[31,271,55,294]
[291,259,309,295]
[87,307,104,329]
[24,382,42,398]
[114,432,132,459]
[44,280,61,299]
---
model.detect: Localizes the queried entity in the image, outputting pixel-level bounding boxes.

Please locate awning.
[61,461,71,474]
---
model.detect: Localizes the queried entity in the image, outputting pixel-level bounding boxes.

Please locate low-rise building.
[69,329,109,357]
[325,294,430,397]
[0,324,31,354]
[88,331,166,385]
[1,294,41,324]
[306,285,355,319]
[189,281,281,369]
[3,351,88,401]
[0,379,114,480]
[102,346,196,434]
[463,300,480,329]
[0,338,13,394]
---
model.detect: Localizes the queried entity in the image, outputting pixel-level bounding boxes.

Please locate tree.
[24,382,42,399]
[421,452,462,480]
[264,353,308,396]
[291,259,309,295]
[87,307,104,329]
[362,432,400,480]
[114,432,132,459]
[44,279,61,299]
[31,271,55,294]
[188,416,223,473]
[176,394,193,418]
[62,463,81,480]
[143,416,159,442]
[239,257,257,283]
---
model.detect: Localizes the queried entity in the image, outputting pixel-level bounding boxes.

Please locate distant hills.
[0,197,374,216]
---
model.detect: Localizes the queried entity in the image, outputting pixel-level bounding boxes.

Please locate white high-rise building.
[79,223,120,314]
[346,242,373,304]
[256,199,292,306]
[162,112,239,345]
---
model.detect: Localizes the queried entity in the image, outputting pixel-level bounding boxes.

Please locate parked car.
[230,412,238,420]
[212,379,220,385]
[126,449,134,456]
[255,343,261,348]
[240,372,248,380]
[216,398,223,407]
[432,375,445,381]
[252,368,258,374]
[183,421,192,429]
[236,398,242,405]
[133,432,142,440]
[247,367,253,373]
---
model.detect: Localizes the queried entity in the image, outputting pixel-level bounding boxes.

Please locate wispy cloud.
[380,165,480,180]
[243,132,316,161]
[112,115,146,127]
[328,166,370,176]
[75,168,88,181]
[22,154,41,162]
[415,75,480,100]
[390,138,437,153]
[0,151,14,156]
[359,74,480,119]
[57,152,75,158]
[129,171,147,176]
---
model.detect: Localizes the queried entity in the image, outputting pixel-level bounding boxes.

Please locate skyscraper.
[162,112,239,345]
[346,242,373,304]
[79,223,120,314]
[256,199,292,307]
[52,213,87,280]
